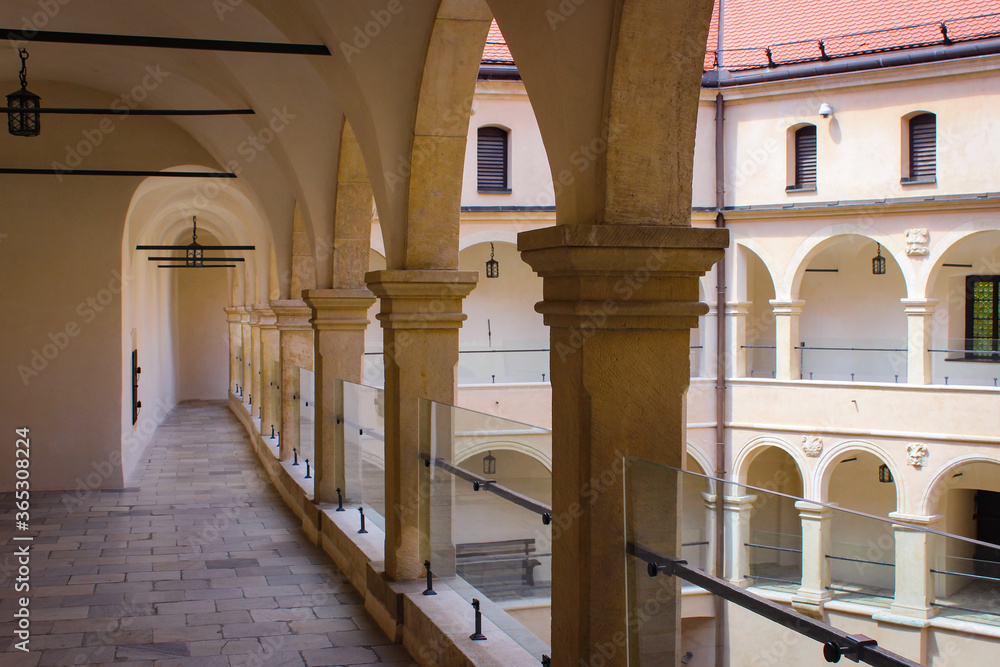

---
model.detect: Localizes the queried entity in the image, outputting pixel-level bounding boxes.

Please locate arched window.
[477,126,509,192]
[787,124,817,192]
[906,113,936,183]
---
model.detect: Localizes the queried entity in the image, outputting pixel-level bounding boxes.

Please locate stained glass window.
[966,276,999,359]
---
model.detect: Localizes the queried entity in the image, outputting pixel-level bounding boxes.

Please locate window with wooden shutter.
[793,125,817,189]
[966,276,1000,360]
[908,113,936,181]
[477,127,509,192]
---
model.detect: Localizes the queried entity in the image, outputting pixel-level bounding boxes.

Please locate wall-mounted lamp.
[818,103,833,119]
[7,49,40,137]
[483,450,496,475]
[872,243,886,275]
[486,242,499,278]
[878,464,893,483]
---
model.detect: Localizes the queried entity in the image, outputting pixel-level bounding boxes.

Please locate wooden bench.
[456,538,543,588]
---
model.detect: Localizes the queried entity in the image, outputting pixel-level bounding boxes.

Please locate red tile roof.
[482,20,513,66]
[482,4,1000,73]
[707,0,1000,70]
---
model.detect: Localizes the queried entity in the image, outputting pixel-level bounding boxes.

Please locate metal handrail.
[930,568,1000,583]
[425,456,552,519]
[632,542,921,667]
[825,554,895,568]
[745,542,803,555]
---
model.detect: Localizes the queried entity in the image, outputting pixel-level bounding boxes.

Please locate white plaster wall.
[828,451,898,593]
[714,60,1000,206]
[458,241,547,384]
[175,264,230,401]
[799,237,908,382]
[0,82,213,492]
[462,81,553,208]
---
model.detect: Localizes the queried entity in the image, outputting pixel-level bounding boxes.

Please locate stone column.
[770,299,805,381]
[258,307,280,438]
[225,308,242,394]
[249,308,262,420]
[793,501,833,616]
[901,299,937,385]
[723,494,757,587]
[699,303,717,379]
[726,301,751,378]
[701,492,718,576]
[518,224,727,667]
[303,288,376,505]
[889,512,940,620]
[240,308,252,405]
[365,270,477,581]
[272,301,313,461]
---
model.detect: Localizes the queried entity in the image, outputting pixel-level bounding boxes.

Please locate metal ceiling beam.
[1,107,255,116]
[0,168,236,177]
[137,245,254,250]
[147,256,245,262]
[2,28,331,55]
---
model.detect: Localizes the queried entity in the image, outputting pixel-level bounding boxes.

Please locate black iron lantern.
[878,464,893,483]
[483,450,496,475]
[486,242,499,279]
[7,49,40,137]
[872,243,886,276]
[186,217,204,266]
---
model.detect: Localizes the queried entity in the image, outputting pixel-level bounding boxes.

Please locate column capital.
[365,269,478,331]
[517,224,727,330]
[769,299,805,315]
[900,298,938,315]
[272,300,313,330]
[888,512,941,527]
[725,301,752,316]
[224,307,243,324]
[723,494,757,510]
[253,305,278,329]
[303,288,377,332]
[238,307,252,324]
[795,500,834,520]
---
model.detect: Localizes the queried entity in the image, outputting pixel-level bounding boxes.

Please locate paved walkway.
[1,401,414,667]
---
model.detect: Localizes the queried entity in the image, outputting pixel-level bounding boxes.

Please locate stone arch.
[734,237,781,296]
[685,443,713,478]
[457,439,552,472]
[460,229,521,250]
[814,440,904,508]
[733,435,811,499]
[398,1,495,270]
[785,226,914,301]
[921,455,1000,517]
[919,219,1000,298]
[736,240,778,378]
[331,118,376,290]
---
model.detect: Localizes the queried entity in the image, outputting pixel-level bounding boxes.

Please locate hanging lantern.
[486,242,499,279]
[878,464,893,483]
[872,243,886,275]
[483,450,496,475]
[7,49,40,137]
[186,216,204,266]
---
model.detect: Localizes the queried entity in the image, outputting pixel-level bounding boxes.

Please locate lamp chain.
[18,49,28,88]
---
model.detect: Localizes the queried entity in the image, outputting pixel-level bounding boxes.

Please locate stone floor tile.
[0,404,417,667]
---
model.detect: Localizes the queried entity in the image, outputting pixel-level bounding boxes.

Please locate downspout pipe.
[713,3,729,665]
